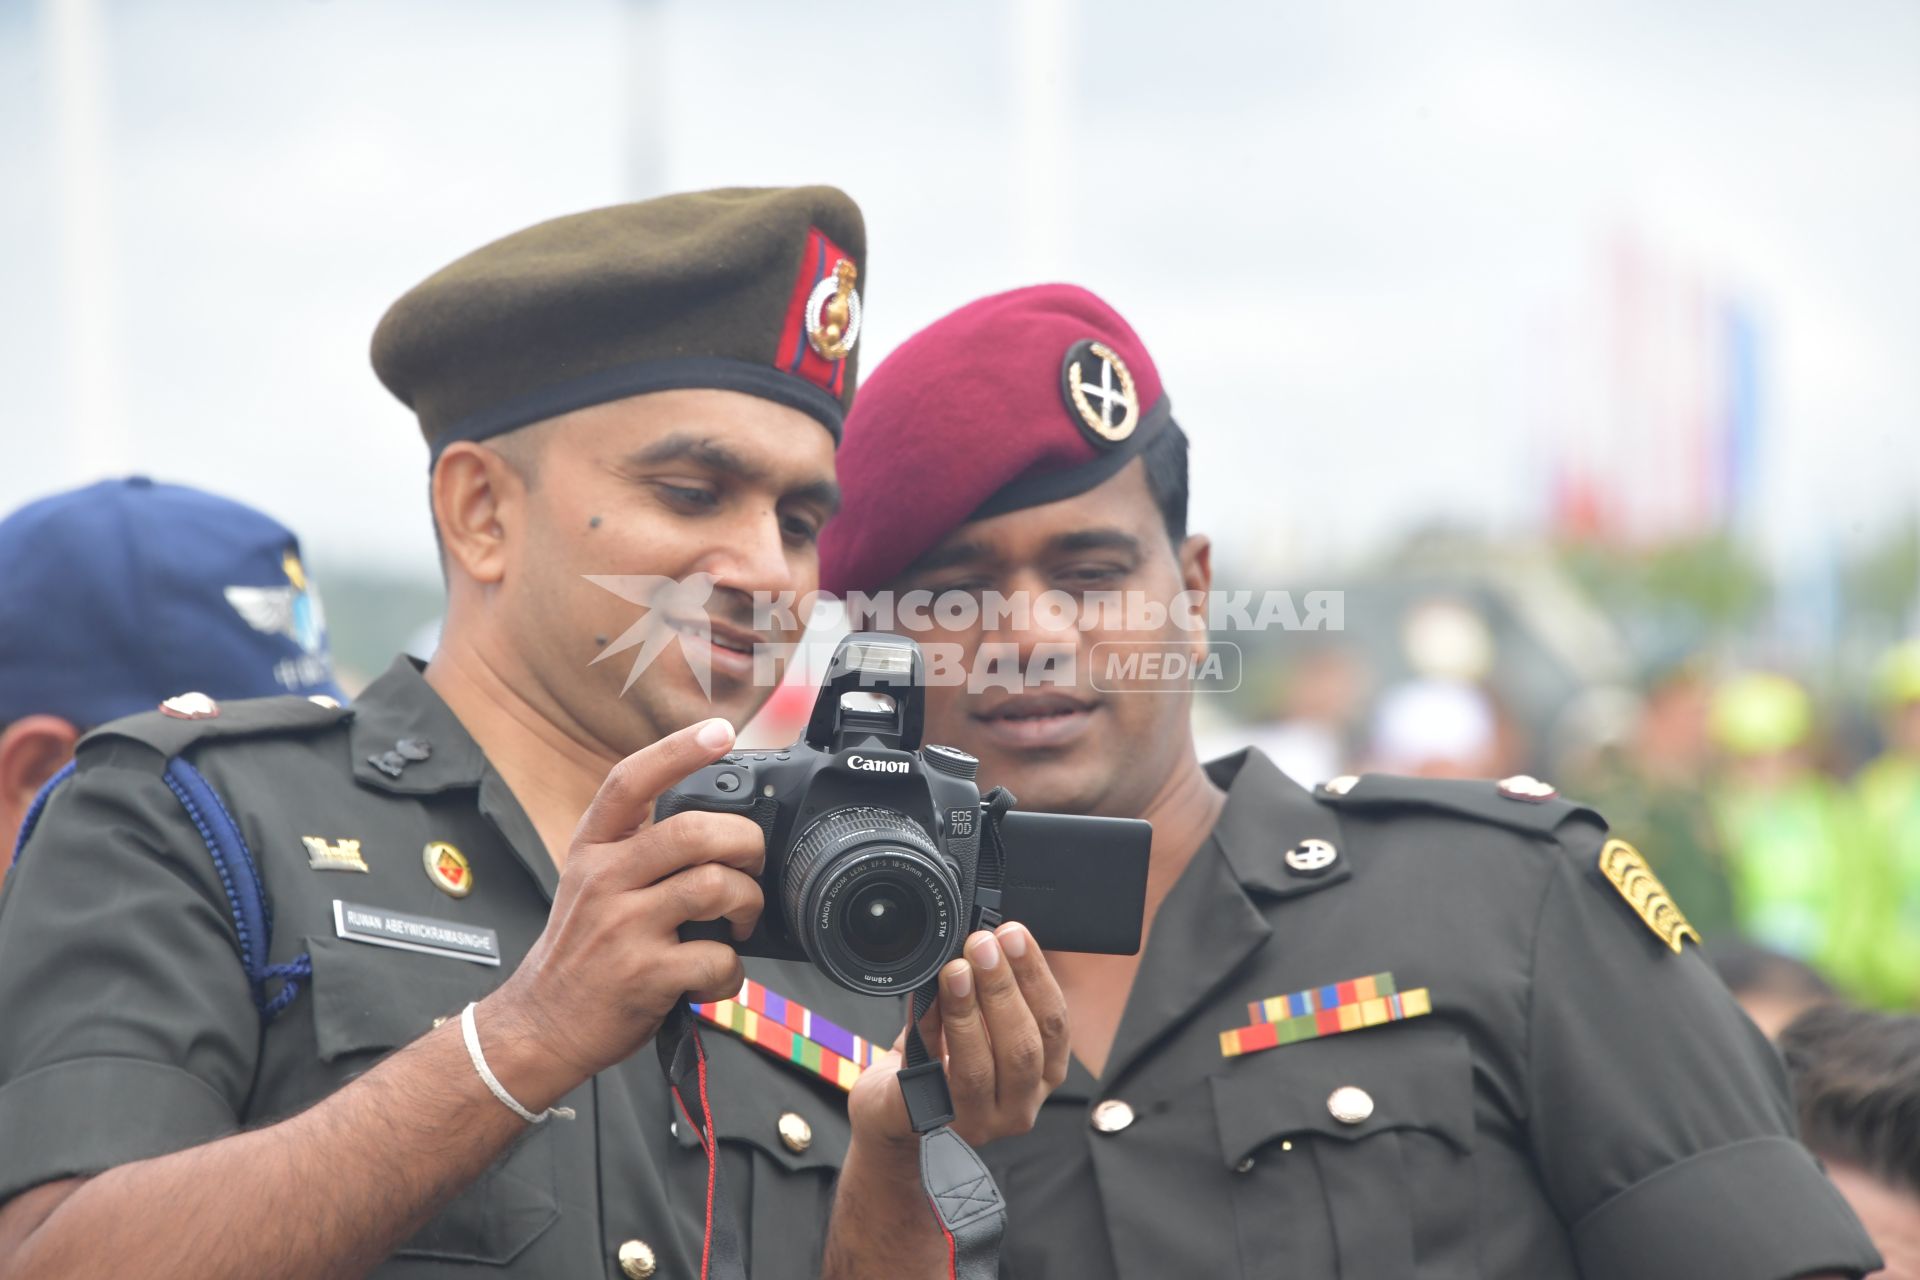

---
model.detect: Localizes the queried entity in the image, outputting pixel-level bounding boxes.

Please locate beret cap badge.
[1062,339,1139,447]
[806,259,862,361]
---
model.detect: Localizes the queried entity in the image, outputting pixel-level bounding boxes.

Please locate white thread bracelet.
[460,1002,575,1124]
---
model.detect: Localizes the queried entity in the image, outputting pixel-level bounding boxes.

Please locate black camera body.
[657,633,1150,996]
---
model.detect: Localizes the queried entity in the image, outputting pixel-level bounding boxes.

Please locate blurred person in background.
[1852,639,1920,1008]
[0,476,344,872]
[1239,642,1370,786]
[1780,1004,1920,1278]
[1708,938,1838,1039]
[1364,676,1508,778]
[0,189,1062,1280]
[1568,660,1738,941]
[1709,672,1888,1004]
[816,282,1879,1280]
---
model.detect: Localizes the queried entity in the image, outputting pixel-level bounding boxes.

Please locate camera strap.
[655,787,1020,1279]
[658,1002,748,1280]
[660,995,1004,1280]
[891,785,1018,1278]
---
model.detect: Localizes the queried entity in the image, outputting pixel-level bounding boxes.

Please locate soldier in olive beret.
[0,189,1064,1280]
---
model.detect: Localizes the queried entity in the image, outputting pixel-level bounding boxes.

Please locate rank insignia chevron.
[1598,837,1702,953]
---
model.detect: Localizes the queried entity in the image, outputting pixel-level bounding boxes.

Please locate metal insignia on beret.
[805,259,862,361]
[1598,838,1702,953]
[1061,339,1139,447]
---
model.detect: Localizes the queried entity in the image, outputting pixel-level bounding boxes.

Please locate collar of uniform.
[1205,747,1351,898]
[1087,749,1349,1092]
[349,656,489,794]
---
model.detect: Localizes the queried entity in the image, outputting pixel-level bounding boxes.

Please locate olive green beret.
[371,185,866,453]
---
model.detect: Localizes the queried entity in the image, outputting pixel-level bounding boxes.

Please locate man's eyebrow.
[908,538,997,575]
[1045,529,1143,558]
[626,433,768,484]
[791,479,841,517]
[624,432,838,511]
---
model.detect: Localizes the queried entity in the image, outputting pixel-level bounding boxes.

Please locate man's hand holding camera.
[474,716,762,1108]
[849,923,1071,1149]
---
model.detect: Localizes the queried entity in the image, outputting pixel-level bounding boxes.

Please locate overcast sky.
[3,0,1916,582]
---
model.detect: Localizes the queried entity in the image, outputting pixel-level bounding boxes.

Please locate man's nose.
[703,508,798,598]
[988,571,1080,663]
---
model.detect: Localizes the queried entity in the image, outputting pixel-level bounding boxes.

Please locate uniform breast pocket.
[1208,1021,1478,1280]
[304,935,560,1267]
[669,1031,852,1280]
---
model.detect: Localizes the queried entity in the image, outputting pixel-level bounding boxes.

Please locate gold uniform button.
[617,1238,657,1279]
[778,1111,813,1154]
[1328,1086,1375,1125]
[1320,774,1360,796]
[1090,1099,1135,1133]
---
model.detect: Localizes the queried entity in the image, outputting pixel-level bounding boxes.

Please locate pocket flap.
[674,1030,854,1174]
[302,935,556,1264]
[307,933,500,1062]
[1207,1020,1474,1169]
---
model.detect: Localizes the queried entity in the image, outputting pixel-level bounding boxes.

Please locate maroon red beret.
[820,284,1173,596]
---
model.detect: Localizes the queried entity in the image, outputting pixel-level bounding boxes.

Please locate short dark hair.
[1778,1002,1920,1194]
[1140,421,1189,547]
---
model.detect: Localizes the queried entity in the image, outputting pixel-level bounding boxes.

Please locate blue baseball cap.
[0,477,346,729]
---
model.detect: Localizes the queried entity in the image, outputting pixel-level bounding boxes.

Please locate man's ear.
[431,443,526,587]
[1179,533,1212,596]
[1179,534,1213,666]
[0,716,80,812]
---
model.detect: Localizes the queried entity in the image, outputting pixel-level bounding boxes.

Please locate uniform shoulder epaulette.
[1311,771,1602,840]
[1319,772,1702,952]
[78,691,352,761]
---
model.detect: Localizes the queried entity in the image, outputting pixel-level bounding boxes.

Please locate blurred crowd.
[1223,616,1920,1016]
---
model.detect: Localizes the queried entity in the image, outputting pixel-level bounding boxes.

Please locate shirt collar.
[349,656,490,794]
[1205,747,1352,899]
[1081,748,1349,1092]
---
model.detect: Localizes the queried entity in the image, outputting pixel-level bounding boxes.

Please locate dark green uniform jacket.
[0,658,897,1279]
[981,749,1880,1280]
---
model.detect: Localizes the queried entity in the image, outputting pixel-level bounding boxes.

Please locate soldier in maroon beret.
[822,284,1879,1280]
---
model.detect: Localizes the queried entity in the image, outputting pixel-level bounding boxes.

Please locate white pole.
[623,0,671,197]
[1011,0,1072,280]
[45,0,130,476]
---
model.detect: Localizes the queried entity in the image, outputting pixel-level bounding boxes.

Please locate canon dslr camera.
[657,633,1150,996]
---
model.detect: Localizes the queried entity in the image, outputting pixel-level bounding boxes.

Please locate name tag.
[333,900,501,966]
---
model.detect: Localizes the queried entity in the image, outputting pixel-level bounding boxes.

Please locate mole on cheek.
[594,635,609,647]
[588,516,603,529]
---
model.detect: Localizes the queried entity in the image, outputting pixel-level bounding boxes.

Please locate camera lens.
[781,806,962,996]
[843,883,928,966]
